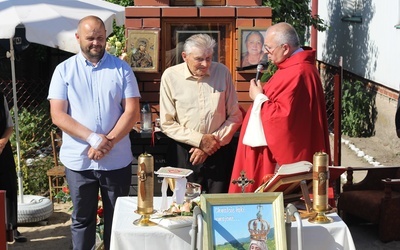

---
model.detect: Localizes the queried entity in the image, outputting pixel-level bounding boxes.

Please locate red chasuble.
[229,48,331,193]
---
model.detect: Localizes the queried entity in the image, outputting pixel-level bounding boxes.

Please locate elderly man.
[159,34,243,193]
[229,22,331,193]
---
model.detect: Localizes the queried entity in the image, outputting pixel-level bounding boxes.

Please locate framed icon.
[126,29,160,72]
[200,192,286,250]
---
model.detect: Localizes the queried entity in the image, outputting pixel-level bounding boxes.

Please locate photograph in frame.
[175,30,220,65]
[237,27,268,70]
[126,29,159,72]
[200,192,286,250]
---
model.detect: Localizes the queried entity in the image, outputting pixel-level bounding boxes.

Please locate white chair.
[190,206,203,250]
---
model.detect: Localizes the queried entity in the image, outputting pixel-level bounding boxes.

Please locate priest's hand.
[249,78,263,100]
[189,147,208,165]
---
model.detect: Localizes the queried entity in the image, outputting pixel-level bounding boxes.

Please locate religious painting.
[200,193,286,250]
[126,29,159,72]
[237,27,268,71]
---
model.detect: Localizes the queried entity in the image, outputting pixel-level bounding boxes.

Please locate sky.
[211,203,275,246]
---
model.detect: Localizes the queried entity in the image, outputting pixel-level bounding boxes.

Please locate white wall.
[317,0,400,91]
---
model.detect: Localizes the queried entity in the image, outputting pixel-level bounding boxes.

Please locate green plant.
[105,0,133,56]
[341,80,377,137]
[263,0,328,45]
[259,0,329,82]
[54,186,72,204]
[96,196,104,242]
[10,101,55,195]
[106,35,126,57]
[260,63,277,83]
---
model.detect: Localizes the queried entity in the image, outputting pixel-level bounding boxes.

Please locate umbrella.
[0,0,125,202]
[0,0,124,53]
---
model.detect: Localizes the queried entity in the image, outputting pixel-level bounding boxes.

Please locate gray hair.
[267,22,300,48]
[183,34,216,55]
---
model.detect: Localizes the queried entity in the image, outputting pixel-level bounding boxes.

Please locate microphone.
[255,54,269,81]
[255,64,264,82]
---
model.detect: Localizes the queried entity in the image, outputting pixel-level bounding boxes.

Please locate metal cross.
[231,170,254,193]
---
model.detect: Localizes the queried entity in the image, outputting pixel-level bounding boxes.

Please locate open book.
[255,161,313,194]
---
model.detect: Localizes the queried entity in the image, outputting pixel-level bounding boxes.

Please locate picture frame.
[126,29,159,72]
[237,27,268,70]
[174,30,220,65]
[200,192,286,250]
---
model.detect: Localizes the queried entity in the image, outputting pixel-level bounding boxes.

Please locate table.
[110,197,356,250]
[110,197,192,250]
[290,213,356,250]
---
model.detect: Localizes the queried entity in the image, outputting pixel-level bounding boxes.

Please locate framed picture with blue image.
[200,192,286,250]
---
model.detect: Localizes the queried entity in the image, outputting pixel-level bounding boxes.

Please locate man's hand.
[96,134,113,153]
[199,134,220,156]
[189,147,208,165]
[249,78,263,100]
[87,134,114,160]
[88,147,105,160]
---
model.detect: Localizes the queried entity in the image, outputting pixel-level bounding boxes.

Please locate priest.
[229,22,331,193]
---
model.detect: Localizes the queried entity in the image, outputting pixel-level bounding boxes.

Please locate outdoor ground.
[7,93,400,249]
[8,202,72,249]
[339,94,400,168]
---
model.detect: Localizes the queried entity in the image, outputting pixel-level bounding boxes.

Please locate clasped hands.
[189,134,220,165]
[87,134,114,161]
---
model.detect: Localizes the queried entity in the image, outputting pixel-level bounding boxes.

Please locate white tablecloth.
[110,197,356,250]
[110,196,192,250]
[290,213,356,250]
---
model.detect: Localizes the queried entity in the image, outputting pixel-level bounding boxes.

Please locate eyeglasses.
[264,44,283,54]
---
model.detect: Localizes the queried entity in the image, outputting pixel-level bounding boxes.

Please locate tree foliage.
[106,0,133,48]
[263,0,328,45]
[261,0,328,82]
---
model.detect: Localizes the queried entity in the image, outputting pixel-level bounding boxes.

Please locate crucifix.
[231,170,254,193]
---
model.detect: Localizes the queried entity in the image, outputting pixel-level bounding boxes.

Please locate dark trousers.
[166,140,236,193]
[65,165,131,250]
[0,142,17,230]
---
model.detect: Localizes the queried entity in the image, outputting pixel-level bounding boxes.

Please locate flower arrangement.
[106,35,126,58]
[96,195,104,243]
[166,197,200,216]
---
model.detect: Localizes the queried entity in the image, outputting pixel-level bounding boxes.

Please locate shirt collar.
[291,47,304,56]
[183,62,211,80]
[78,51,107,67]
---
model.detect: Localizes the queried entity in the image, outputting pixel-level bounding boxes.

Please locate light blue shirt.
[48,52,140,171]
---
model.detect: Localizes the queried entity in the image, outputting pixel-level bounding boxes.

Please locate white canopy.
[0,0,125,200]
[0,0,125,53]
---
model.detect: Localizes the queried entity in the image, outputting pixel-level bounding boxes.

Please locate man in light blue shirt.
[48,15,140,250]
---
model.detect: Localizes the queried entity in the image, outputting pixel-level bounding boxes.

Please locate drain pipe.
[311,0,318,52]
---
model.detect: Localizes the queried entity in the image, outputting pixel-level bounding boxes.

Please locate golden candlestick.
[309,151,333,224]
[134,152,156,226]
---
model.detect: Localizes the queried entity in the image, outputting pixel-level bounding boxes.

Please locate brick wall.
[126,0,272,120]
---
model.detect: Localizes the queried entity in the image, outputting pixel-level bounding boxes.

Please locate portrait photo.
[174,30,220,65]
[238,27,268,70]
[126,29,159,72]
